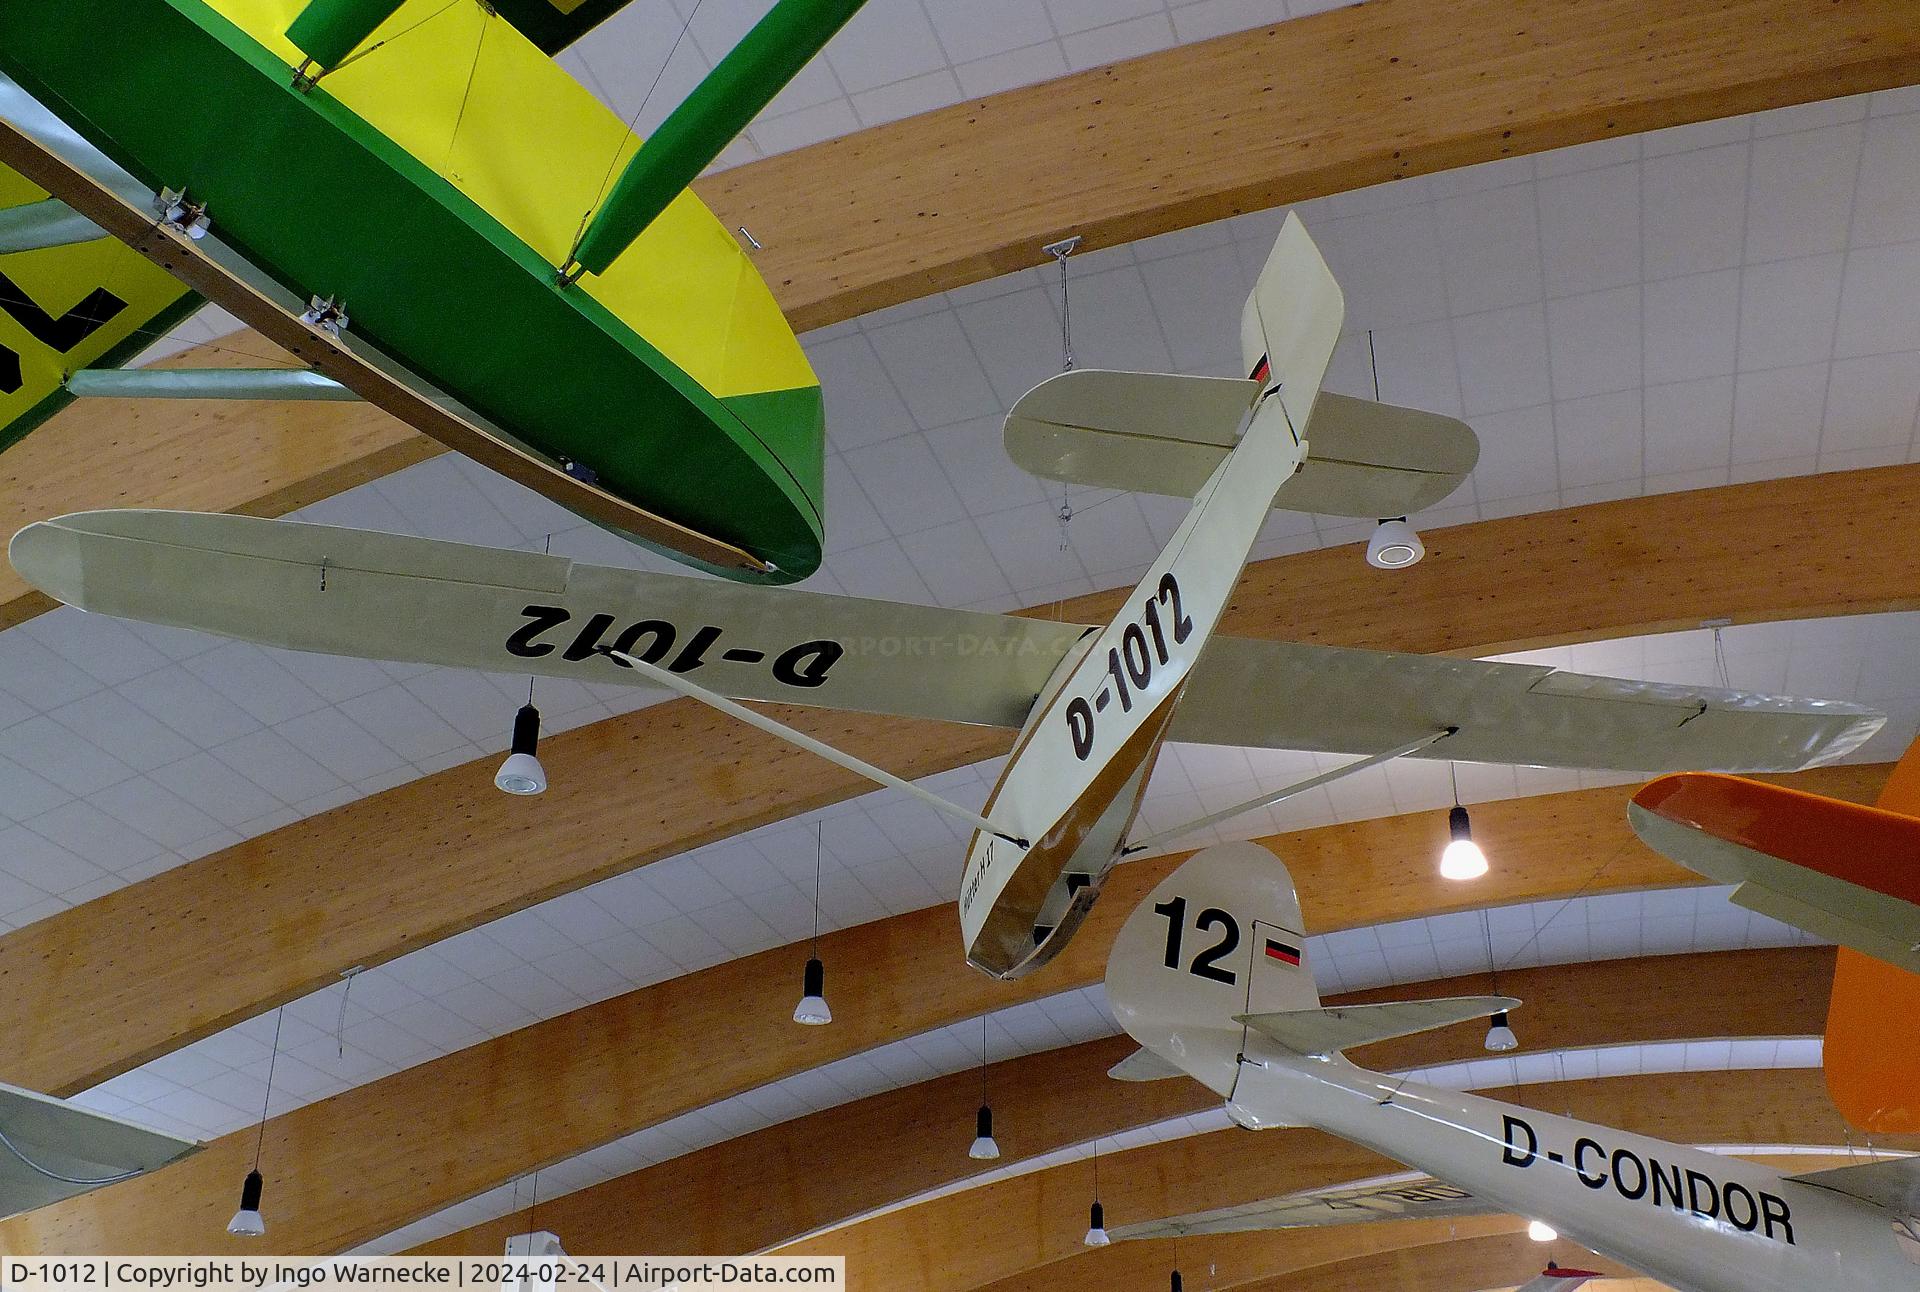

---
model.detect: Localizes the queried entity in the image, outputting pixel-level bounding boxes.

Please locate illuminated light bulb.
[1440,804,1488,880]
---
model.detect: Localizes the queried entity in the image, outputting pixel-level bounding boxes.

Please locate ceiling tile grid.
[0,3,1910,1260]
[4,69,1918,1250]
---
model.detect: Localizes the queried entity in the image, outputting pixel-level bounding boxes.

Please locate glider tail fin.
[1105,840,1319,1097]
[1239,214,1343,435]
[1105,839,1518,1095]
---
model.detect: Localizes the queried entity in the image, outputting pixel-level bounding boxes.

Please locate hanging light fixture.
[228,1007,283,1237]
[1439,765,1488,881]
[496,701,547,795]
[793,956,830,1026]
[498,579,549,798]
[968,1016,1000,1160]
[228,1170,265,1238]
[969,1104,1001,1160]
[793,825,831,1025]
[1083,1141,1109,1245]
[1169,1271,1183,1292]
[1527,1219,1558,1242]
[1479,909,1517,1052]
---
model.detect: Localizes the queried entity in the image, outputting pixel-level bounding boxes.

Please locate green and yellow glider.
[0,0,866,581]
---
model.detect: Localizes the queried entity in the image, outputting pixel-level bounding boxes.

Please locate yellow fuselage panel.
[206,0,813,403]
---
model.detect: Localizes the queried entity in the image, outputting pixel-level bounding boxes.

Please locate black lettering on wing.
[506,605,569,658]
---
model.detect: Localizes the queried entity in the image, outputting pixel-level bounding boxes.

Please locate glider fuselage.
[1232,1057,1919,1292]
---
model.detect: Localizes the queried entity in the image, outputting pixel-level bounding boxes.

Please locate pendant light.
[793,825,831,1025]
[496,549,551,797]
[968,1016,1000,1160]
[227,1007,283,1237]
[1480,909,1518,1051]
[1439,764,1488,880]
[1083,1141,1109,1245]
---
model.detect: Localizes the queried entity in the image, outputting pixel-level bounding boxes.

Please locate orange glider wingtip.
[1635,755,1920,1132]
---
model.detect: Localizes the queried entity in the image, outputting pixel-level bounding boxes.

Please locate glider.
[1102,840,1920,1292]
[6,216,1885,978]
[0,0,864,582]
[1629,737,1920,1136]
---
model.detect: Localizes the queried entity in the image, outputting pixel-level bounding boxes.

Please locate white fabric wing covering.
[10,510,1882,774]
[1110,1174,1495,1239]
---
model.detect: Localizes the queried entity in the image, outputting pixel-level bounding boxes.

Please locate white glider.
[5,216,1884,979]
[1102,840,1920,1292]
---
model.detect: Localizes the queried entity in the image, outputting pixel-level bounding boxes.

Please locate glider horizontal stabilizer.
[1234,996,1518,1059]
[1110,1174,1496,1239]
[9,509,1882,775]
[1004,371,1478,518]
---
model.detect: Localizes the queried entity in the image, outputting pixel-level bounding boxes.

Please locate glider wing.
[1786,1155,1920,1219]
[10,509,1881,773]
[1629,772,1920,972]
[1110,1175,1496,1239]
[0,1082,198,1221]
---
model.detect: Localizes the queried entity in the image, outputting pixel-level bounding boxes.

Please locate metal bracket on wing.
[610,650,1029,849]
[1121,727,1455,857]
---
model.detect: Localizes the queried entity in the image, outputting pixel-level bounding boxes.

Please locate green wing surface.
[0,0,826,580]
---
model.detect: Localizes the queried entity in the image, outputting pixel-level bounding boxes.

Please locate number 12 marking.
[1150,894,1241,985]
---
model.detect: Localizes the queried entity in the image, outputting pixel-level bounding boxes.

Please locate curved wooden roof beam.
[410,944,1834,1256]
[0,794,1862,1256]
[4,0,1917,624]
[0,471,1901,1100]
[780,1069,1916,1292]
